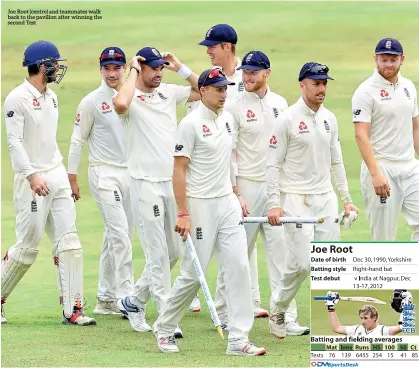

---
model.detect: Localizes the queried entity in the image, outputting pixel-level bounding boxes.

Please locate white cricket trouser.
[273,191,339,312]
[361,160,419,241]
[249,246,261,302]
[215,178,297,322]
[155,193,254,342]
[2,163,82,306]
[88,165,134,301]
[129,179,182,314]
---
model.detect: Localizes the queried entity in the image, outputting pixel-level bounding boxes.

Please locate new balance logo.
[175,144,183,152]
[196,227,203,240]
[153,205,160,217]
[31,200,37,212]
[114,190,121,202]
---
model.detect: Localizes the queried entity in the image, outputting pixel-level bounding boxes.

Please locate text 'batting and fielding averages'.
[310,242,419,290]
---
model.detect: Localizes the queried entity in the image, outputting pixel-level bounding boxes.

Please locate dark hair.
[28,64,41,76]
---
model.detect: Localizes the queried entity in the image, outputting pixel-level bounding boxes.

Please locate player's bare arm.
[173,156,191,241]
[68,174,80,201]
[354,122,390,198]
[113,56,145,114]
[325,291,347,335]
[162,52,200,102]
[413,115,419,155]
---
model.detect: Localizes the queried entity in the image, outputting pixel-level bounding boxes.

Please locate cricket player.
[153,68,266,356]
[267,62,359,338]
[352,38,419,240]
[325,291,413,336]
[113,47,200,336]
[67,47,134,316]
[1,40,95,326]
[189,23,268,318]
[215,50,309,336]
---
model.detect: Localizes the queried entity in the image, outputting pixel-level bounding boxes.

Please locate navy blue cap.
[237,51,270,71]
[136,47,169,68]
[375,38,403,55]
[298,62,333,82]
[198,68,235,89]
[100,47,126,66]
[199,24,238,46]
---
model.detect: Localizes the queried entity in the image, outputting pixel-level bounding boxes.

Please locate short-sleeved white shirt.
[187,57,244,113]
[345,324,390,336]
[4,79,62,177]
[226,88,288,181]
[352,69,419,162]
[174,102,235,198]
[122,83,191,181]
[68,80,127,174]
[267,97,343,195]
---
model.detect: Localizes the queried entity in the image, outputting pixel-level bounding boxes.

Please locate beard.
[244,78,265,92]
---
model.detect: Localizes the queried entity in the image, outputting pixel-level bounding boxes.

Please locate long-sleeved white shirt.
[266,97,351,209]
[4,79,62,177]
[120,83,191,181]
[68,80,128,174]
[225,88,288,181]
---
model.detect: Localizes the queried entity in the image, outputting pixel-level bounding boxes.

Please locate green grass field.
[311,290,419,336]
[1,1,419,367]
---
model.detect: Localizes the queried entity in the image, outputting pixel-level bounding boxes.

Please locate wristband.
[130,67,140,76]
[328,308,336,312]
[177,64,192,79]
[178,213,190,218]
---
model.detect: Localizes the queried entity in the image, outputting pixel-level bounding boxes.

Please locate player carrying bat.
[326,290,413,336]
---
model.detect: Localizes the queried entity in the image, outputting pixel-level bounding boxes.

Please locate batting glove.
[326,291,340,311]
[339,210,358,229]
[401,291,413,306]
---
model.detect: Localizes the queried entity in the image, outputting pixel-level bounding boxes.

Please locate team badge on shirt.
[272,107,279,118]
[246,109,257,122]
[404,88,411,99]
[52,98,57,108]
[299,121,309,134]
[238,82,244,92]
[225,122,231,133]
[269,135,277,148]
[158,92,167,101]
[32,98,41,110]
[324,120,330,132]
[202,125,212,137]
[380,89,391,101]
[101,101,112,114]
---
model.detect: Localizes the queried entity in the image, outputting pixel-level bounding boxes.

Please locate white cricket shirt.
[226,88,288,181]
[345,324,390,337]
[68,80,128,174]
[267,97,345,206]
[187,57,244,113]
[4,79,62,177]
[352,70,419,162]
[122,83,191,181]
[175,102,235,198]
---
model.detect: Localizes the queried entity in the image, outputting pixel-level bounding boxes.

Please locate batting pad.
[1,247,38,298]
[55,233,83,318]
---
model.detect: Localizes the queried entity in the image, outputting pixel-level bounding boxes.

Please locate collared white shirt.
[122,83,191,181]
[352,69,419,162]
[345,324,390,337]
[187,56,244,114]
[175,102,235,198]
[267,97,343,199]
[225,88,288,181]
[68,80,128,174]
[4,79,62,177]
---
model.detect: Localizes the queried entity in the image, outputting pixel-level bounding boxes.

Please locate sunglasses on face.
[201,68,226,87]
[301,64,329,79]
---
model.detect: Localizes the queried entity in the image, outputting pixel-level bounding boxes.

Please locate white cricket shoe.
[157,335,179,353]
[188,295,201,312]
[253,300,269,318]
[1,304,7,324]
[286,321,310,336]
[174,325,183,338]
[269,311,286,338]
[117,297,152,332]
[226,340,267,356]
[62,309,97,326]
[93,299,121,315]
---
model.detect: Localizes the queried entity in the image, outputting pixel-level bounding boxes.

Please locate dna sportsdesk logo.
[311,362,359,367]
